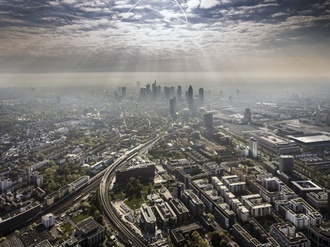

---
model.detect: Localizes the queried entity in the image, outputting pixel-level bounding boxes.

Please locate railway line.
[100,135,162,247]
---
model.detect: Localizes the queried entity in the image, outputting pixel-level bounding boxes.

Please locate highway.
[99,135,162,247]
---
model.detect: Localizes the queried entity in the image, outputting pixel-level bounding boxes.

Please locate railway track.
[100,136,162,247]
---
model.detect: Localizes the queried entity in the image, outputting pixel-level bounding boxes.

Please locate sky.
[0,0,329,86]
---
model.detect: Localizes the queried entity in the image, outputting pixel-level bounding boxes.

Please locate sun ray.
[123,0,189,25]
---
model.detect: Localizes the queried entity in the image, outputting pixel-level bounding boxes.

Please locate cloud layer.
[0,0,329,77]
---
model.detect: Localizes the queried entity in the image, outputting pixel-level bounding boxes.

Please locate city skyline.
[0,0,329,86]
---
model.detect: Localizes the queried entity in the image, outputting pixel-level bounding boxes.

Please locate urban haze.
[0,0,330,247]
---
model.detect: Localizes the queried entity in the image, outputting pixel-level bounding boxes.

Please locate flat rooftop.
[20,225,52,247]
[290,134,330,144]
[292,180,322,190]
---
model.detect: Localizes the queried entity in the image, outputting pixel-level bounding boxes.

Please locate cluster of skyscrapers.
[138,82,207,121]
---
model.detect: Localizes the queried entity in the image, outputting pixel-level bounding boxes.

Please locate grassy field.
[72,212,89,223]
[61,222,74,234]
[112,181,154,209]
[111,189,126,200]
[124,196,145,209]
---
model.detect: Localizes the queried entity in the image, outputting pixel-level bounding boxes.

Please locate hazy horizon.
[0,72,329,96]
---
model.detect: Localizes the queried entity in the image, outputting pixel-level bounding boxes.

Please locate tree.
[191,231,209,247]
[191,231,199,243]
[94,209,100,219]
[37,153,45,161]
[213,155,223,164]
[148,183,153,195]
[136,183,143,197]
[220,239,227,247]
[96,214,105,225]
[81,201,91,211]
[209,231,222,246]
[125,177,143,198]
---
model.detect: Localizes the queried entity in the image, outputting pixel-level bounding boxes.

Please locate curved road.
[100,136,162,247]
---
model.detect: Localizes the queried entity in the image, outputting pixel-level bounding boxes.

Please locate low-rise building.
[70,176,90,191]
[270,223,310,247]
[306,191,328,212]
[190,178,223,212]
[20,224,53,247]
[182,190,205,217]
[140,203,156,233]
[75,217,105,247]
[0,177,12,191]
[214,203,235,229]
[221,175,246,194]
[170,223,202,246]
[116,163,155,185]
[233,223,279,247]
[291,180,323,199]
[175,164,211,188]
[0,202,41,235]
[259,177,296,203]
[42,213,56,228]
[241,194,272,217]
[251,133,300,154]
[275,198,322,229]
[154,200,177,228]
[168,198,189,222]
[308,225,330,247]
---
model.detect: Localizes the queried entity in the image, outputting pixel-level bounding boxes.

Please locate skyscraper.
[203,113,213,129]
[121,87,126,98]
[152,80,157,98]
[187,85,193,112]
[177,85,182,102]
[279,155,294,175]
[203,112,214,138]
[242,108,252,124]
[164,86,171,100]
[146,84,151,96]
[170,86,175,98]
[170,97,177,118]
[199,88,204,107]
[249,137,258,159]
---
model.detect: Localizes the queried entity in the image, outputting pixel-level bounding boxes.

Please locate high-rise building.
[199,88,204,107]
[242,108,252,124]
[170,86,175,98]
[164,86,171,100]
[279,155,294,175]
[121,87,126,98]
[169,97,177,118]
[152,80,157,98]
[139,87,146,98]
[187,85,194,111]
[157,85,161,96]
[203,112,214,138]
[249,137,258,158]
[177,85,182,102]
[146,84,151,96]
[203,113,213,129]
